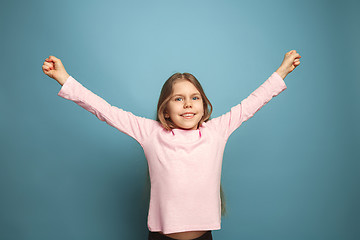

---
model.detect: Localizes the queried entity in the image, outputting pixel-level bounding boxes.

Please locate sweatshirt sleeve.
[206,72,287,140]
[57,76,158,147]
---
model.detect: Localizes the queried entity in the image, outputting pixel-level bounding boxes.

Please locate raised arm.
[206,50,301,139]
[42,56,158,146]
[57,76,157,146]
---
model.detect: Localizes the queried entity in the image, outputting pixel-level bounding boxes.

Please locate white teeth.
[182,114,194,117]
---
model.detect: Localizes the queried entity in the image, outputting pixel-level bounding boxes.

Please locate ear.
[164,112,169,119]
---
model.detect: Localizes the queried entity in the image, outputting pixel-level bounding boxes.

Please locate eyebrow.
[172,93,201,97]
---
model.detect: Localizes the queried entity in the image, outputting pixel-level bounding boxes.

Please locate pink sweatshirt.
[58,72,287,234]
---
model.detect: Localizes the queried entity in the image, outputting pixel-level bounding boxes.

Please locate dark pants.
[148,231,212,240]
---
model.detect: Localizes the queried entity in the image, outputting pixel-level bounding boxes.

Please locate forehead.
[172,79,200,95]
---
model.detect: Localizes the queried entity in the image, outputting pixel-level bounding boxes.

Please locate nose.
[184,99,192,108]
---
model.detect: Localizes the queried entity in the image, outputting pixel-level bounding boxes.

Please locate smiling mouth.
[181,113,195,119]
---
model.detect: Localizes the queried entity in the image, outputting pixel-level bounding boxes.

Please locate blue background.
[1,0,359,239]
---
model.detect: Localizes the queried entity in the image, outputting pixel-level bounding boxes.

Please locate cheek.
[198,102,204,111]
[199,104,205,116]
[166,103,179,114]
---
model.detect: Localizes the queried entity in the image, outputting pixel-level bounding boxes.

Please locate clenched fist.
[276,50,302,80]
[42,56,70,86]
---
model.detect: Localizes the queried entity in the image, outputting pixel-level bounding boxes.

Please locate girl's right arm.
[42,56,157,147]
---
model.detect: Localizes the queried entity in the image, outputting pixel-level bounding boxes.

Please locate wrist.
[58,73,70,86]
[276,67,288,80]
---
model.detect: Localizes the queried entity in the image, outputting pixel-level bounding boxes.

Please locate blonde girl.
[42,50,301,240]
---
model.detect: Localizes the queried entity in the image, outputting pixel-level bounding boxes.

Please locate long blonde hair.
[143,72,227,217]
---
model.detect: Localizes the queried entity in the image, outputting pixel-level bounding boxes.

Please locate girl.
[42,50,301,240]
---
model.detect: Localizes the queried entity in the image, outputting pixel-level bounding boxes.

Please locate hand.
[42,56,70,86]
[276,50,301,79]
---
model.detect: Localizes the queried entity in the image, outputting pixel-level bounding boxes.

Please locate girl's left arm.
[206,50,301,139]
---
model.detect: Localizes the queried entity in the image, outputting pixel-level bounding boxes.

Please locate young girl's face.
[165,79,204,130]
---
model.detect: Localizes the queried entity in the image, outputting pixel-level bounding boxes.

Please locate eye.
[193,96,200,100]
[175,97,183,101]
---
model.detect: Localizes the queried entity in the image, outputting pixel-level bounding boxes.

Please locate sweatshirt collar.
[170,123,204,138]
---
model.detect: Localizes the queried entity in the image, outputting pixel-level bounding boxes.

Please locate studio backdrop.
[0,0,359,239]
